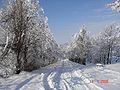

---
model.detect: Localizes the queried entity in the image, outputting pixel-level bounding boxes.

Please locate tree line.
[62,0,120,65]
[63,24,120,65]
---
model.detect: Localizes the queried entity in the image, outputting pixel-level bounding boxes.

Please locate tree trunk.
[15,51,21,74]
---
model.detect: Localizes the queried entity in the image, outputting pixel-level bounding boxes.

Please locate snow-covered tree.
[93,24,120,64]
[0,0,35,74]
[66,26,92,65]
[0,0,59,77]
[108,0,120,12]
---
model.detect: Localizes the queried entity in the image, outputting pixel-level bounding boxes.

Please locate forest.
[0,0,120,78]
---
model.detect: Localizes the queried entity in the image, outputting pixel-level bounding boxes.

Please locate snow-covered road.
[0,59,120,90]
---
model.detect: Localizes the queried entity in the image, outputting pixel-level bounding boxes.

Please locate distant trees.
[92,24,120,64]
[62,0,120,65]
[63,24,120,65]
[0,0,59,77]
[66,26,92,65]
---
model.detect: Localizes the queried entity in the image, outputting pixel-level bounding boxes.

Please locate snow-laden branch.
[3,35,9,52]
[108,0,120,12]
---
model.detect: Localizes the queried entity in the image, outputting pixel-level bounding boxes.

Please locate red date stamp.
[90,80,108,84]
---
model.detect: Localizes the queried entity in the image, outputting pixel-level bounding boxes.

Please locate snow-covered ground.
[0,59,120,90]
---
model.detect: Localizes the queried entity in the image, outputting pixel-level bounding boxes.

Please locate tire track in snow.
[47,72,56,89]
[45,60,74,90]
[15,74,38,90]
[61,79,72,90]
[43,70,54,90]
[47,60,65,90]
[64,60,104,90]
[63,60,92,90]
[19,74,44,90]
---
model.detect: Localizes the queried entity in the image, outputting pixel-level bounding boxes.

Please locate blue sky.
[40,0,120,44]
[0,0,120,44]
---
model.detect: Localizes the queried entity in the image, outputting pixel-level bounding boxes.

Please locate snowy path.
[60,60,104,90]
[0,60,120,90]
